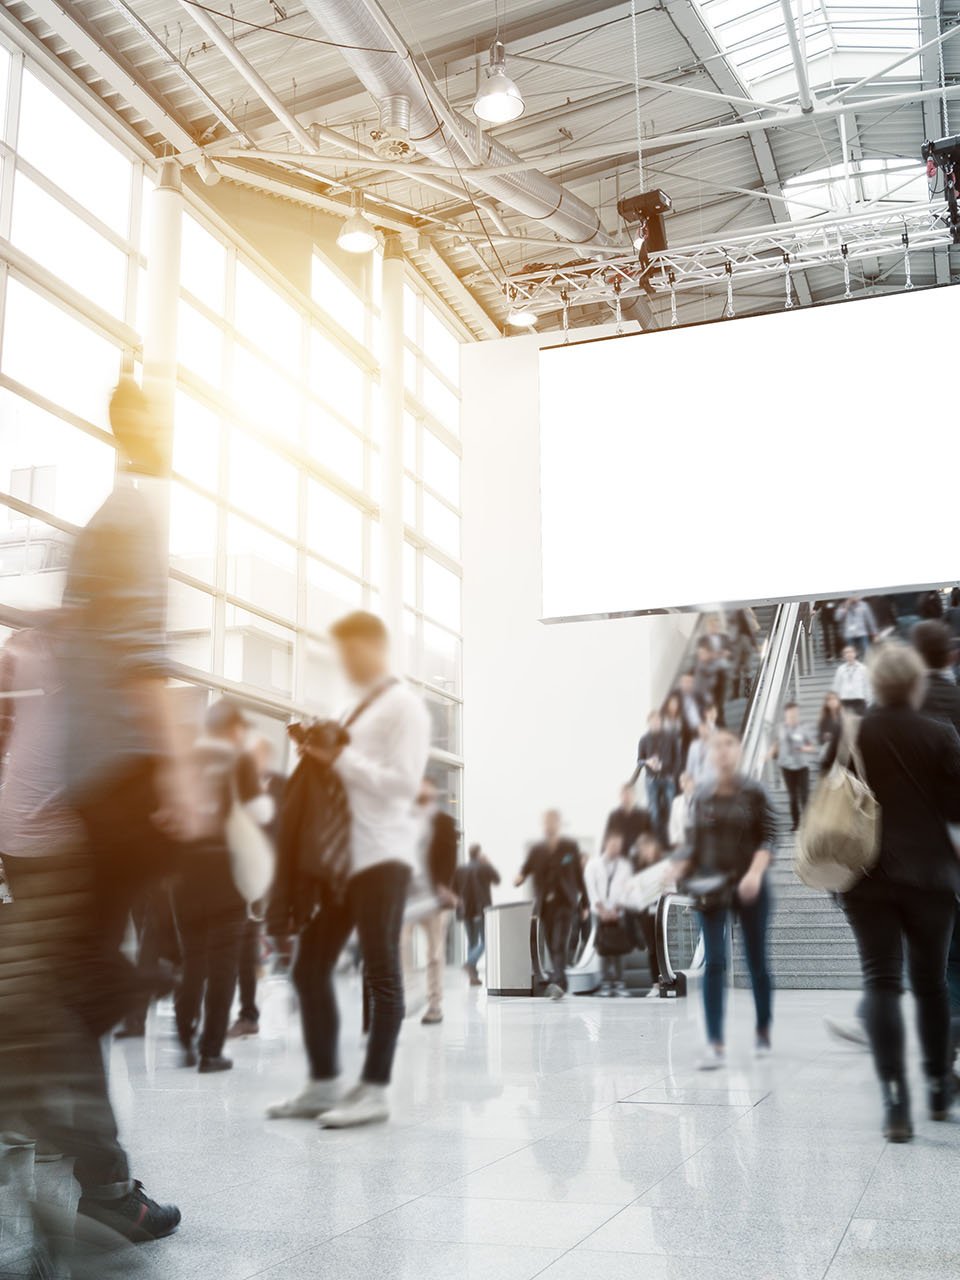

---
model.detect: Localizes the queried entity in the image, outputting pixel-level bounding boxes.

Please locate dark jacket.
[522,838,585,913]
[852,705,960,893]
[603,804,652,854]
[452,858,500,918]
[818,713,844,773]
[427,810,458,892]
[921,672,960,738]
[682,776,777,881]
[636,729,681,782]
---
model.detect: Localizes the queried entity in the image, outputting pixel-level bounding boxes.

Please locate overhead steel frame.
[504,201,953,310]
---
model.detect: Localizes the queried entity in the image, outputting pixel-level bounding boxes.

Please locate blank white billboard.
[539,285,957,619]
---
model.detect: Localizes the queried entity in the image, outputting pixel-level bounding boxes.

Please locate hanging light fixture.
[337,191,378,254]
[506,292,538,327]
[195,154,221,186]
[473,39,525,125]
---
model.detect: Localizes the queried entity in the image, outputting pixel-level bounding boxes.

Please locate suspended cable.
[629,0,645,192]
[179,0,400,53]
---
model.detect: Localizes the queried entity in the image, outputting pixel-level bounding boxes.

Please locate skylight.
[697,0,922,97]
[782,157,929,220]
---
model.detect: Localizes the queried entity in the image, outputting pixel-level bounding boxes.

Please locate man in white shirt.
[833,644,872,715]
[267,612,430,1130]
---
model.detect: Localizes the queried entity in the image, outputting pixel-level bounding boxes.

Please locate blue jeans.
[646,776,675,844]
[465,916,485,967]
[699,880,772,1046]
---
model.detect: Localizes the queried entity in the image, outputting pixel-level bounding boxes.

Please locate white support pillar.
[379,233,406,651]
[144,158,182,446]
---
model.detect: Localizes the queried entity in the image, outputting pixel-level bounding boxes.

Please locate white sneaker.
[824,1017,869,1048]
[545,983,565,1001]
[645,984,661,999]
[319,1082,389,1129]
[755,1033,772,1059]
[266,1079,343,1119]
[697,1045,726,1072]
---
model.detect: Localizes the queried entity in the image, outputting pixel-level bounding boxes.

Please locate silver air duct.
[301,0,612,248]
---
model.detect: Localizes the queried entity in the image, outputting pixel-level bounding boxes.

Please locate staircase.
[732,616,862,989]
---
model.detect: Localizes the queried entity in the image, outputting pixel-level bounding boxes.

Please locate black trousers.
[173,849,245,1060]
[293,861,410,1086]
[0,854,131,1199]
[237,918,261,1023]
[781,766,810,830]
[629,910,661,986]
[541,903,575,991]
[842,878,957,1082]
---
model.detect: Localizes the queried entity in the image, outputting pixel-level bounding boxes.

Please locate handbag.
[795,718,879,892]
[226,775,276,909]
[682,871,735,913]
[595,917,634,957]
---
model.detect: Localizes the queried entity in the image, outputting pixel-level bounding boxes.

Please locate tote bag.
[226,780,276,909]
[795,719,879,892]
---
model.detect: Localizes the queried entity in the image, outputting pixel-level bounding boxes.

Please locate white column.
[144,158,182,445]
[379,233,405,649]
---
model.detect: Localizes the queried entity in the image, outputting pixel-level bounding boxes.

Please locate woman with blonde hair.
[842,641,960,1141]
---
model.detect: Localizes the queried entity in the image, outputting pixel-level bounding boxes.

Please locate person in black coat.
[452,844,501,984]
[841,641,960,1141]
[404,778,459,1025]
[912,621,960,1073]
[516,810,587,999]
[603,783,652,858]
[631,711,681,845]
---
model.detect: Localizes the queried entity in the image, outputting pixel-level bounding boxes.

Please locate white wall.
[461,327,697,892]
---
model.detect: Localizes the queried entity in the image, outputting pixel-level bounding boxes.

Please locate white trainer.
[697,1045,726,1072]
[319,1083,389,1129]
[266,1079,343,1119]
[545,983,565,1001]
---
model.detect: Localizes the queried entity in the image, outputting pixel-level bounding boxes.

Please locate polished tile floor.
[15,975,960,1279]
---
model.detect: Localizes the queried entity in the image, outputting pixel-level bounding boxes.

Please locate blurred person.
[62,376,198,1036]
[624,832,668,995]
[660,694,686,780]
[0,627,181,1249]
[836,597,877,659]
[585,832,632,996]
[693,639,724,725]
[670,728,776,1069]
[668,772,696,850]
[911,621,960,1073]
[686,719,717,789]
[730,607,759,699]
[867,595,899,641]
[515,811,587,1000]
[631,710,680,845]
[918,589,945,621]
[602,783,651,858]
[816,599,841,662]
[704,615,732,724]
[228,736,284,1040]
[670,671,704,758]
[818,691,845,773]
[768,701,817,831]
[452,843,500,985]
[267,612,429,1129]
[402,777,458,1025]
[833,644,871,716]
[174,700,267,1073]
[839,642,960,1140]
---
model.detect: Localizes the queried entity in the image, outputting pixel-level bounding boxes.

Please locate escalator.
[529,601,803,997]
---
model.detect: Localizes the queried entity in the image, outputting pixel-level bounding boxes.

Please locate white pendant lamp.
[337,193,378,254]
[473,39,525,125]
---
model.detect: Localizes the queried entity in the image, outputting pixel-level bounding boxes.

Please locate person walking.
[670,728,777,1069]
[839,642,960,1141]
[228,736,284,1040]
[174,700,267,1073]
[403,778,459,1026]
[686,719,717,789]
[602,783,651,858]
[632,710,680,845]
[452,844,500,985]
[730,607,759,699]
[836,597,877,659]
[671,671,705,757]
[266,611,430,1129]
[668,772,696,851]
[585,832,633,996]
[816,600,841,662]
[818,691,845,772]
[833,645,872,716]
[624,832,668,995]
[768,701,817,831]
[516,811,587,1000]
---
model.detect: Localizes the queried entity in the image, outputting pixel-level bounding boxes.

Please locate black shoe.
[182,1045,198,1068]
[77,1182,181,1243]
[881,1077,913,1142]
[929,1074,955,1121]
[198,1055,233,1074]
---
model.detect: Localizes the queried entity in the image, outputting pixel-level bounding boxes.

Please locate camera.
[287,718,349,754]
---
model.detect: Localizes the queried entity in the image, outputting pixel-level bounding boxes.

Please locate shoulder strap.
[342,676,399,731]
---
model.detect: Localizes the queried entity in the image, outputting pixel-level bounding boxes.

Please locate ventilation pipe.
[301,0,613,249]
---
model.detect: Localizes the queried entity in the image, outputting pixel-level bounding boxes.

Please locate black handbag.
[595,917,635,957]
[682,872,735,913]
